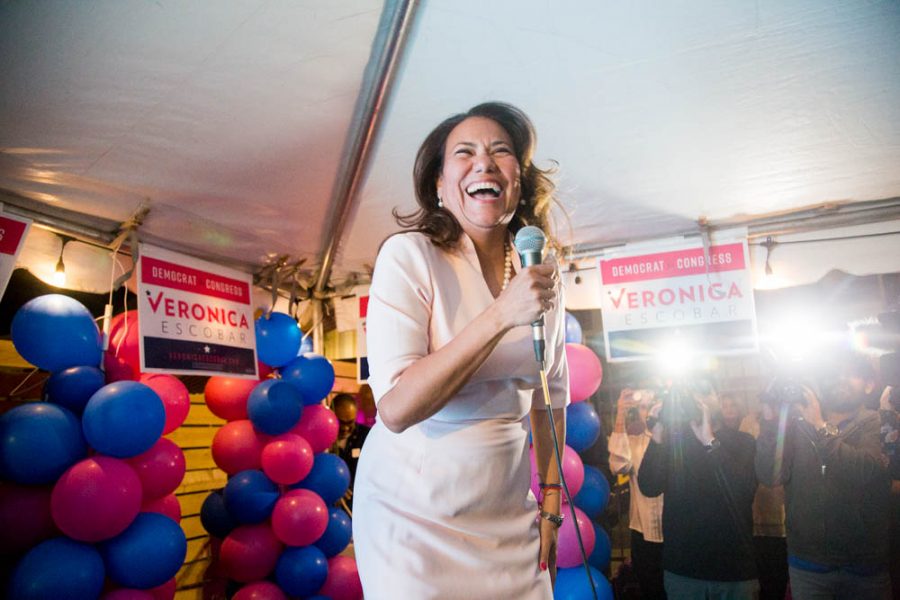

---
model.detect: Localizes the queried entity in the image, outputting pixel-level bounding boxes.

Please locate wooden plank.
[166,426,219,449]
[178,490,211,517]
[183,403,226,426]
[174,587,206,600]
[183,448,217,471]
[332,359,356,378]
[332,377,361,394]
[186,537,211,562]
[181,515,206,540]
[176,469,227,494]
[175,558,211,588]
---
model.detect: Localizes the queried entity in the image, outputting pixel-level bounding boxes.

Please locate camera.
[658,386,703,426]
[763,378,808,407]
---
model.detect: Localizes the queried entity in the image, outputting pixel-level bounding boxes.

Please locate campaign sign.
[137,244,258,378]
[0,213,31,300]
[598,238,758,362]
[357,294,369,383]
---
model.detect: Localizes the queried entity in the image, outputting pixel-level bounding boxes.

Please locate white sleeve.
[608,431,634,474]
[365,235,433,404]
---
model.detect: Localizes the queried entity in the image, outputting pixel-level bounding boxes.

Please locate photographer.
[755,355,891,600]
[638,383,759,599]
[609,388,666,600]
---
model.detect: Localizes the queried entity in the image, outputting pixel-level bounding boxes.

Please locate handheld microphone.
[514,226,547,364]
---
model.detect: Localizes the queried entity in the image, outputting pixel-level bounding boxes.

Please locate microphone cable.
[539,362,599,600]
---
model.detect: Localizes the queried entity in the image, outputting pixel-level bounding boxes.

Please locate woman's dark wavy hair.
[393,101,561,250]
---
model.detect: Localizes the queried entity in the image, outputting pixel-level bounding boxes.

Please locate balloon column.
[530,311,614,598]
[200,312,362,600]
[4,296,188,599]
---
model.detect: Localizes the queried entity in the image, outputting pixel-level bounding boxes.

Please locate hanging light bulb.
[51,235,70,287]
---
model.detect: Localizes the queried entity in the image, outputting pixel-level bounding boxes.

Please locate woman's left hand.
[539,515,559,586]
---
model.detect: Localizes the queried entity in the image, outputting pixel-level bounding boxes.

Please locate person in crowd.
[877,384,900,599]
[756,354,891,600]
[720,393,747,432]
[352,102,569,599]
[638,382,759,599]
[609,388,666,600]
[740,398,789,600]
[329,392,371,510]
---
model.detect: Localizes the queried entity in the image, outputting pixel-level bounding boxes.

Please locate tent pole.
[312,0,418,297]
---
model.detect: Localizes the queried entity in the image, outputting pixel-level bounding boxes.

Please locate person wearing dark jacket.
[639,386,759,599]
[755,357,891,600]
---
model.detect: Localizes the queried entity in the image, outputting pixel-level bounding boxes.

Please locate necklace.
[501,243,513,292]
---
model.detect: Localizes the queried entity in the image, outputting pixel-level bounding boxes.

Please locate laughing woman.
[352,102,570,599]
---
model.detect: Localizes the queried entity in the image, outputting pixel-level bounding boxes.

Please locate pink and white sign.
[357,294,369,383]
[598,238,758,362]
[137,244,258,378]
[0,213,31,300]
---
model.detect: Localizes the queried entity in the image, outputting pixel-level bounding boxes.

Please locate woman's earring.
[519,198,526,206]
[437,194,443,208]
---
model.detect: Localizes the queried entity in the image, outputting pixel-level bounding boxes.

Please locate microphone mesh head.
[514,226,546,254]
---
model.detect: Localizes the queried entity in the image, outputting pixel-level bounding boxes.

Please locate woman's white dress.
[353,231,569,600]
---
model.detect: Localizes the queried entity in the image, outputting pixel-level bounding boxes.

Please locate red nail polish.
[540,562,547,571]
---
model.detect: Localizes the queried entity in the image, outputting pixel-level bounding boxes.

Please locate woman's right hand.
[495,263,558,329]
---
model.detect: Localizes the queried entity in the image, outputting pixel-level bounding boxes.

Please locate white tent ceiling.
[2,0,899,293]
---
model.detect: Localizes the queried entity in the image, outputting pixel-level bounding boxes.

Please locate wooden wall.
[167,360,360,598]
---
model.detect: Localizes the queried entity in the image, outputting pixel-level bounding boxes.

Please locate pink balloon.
[565,343,603,402]
[102,590,155,600]
[234,581,288,600]
[51,456,142,542]
[142,493,182,523]
[140,374,190,434]
[219,523,283,583]
[271,489,328,546]
[319,555,363,600]
[105,311,143,381]
[205,376,258,421]
[211,420,267,474]
[127,438,186,500]
[0,482,57,557]
[557,505,596,568]
[261,433,314,485]
[529,445,584,499]
[147,578,176,600]
[290,404,338,453]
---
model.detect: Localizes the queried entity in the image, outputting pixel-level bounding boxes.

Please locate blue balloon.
[256,312,302,367]
[315,507,353,557]
[0,403,86,484]
[565,311,583,344]
[10,537,105,600]
[574,465,611,519]
[566,401,601,452]
[299,335,314,355]
[200,489,237,538]
[247,379,303,435]
[588,521,612,571]
[11,294,102,372]
[224,470,279,523]
[82,381,165,457]
[292,453,350,505]
[275,545,329,597]
[44,365,105,415]
[101,512,187,589]
[281,353,335,405]
[554,565,613,600]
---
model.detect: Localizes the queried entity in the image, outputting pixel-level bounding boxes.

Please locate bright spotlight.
[762,314,827,364]
[655,337,694,376]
